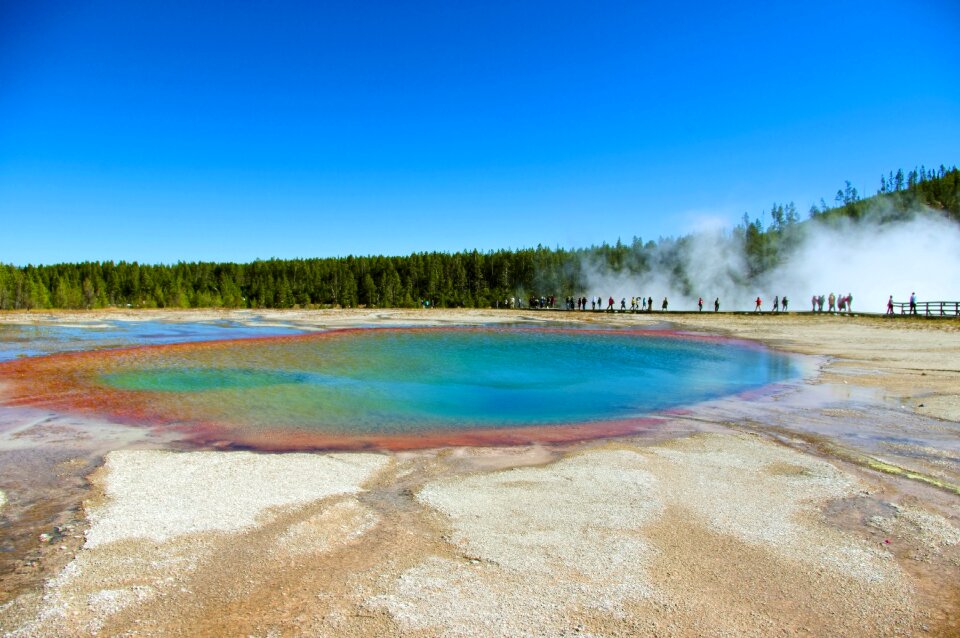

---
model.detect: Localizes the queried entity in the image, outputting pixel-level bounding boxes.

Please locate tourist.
[773,295,779,313]
[714,297,720,312]
[648,296,653,312]
[754,296,762,313]
[782,296,789,312]
[887,295,895,315]
[818,295,825,312]
[621,298,626,311]
[910,292,917,315]
[846,293,853,313]
[661,297,668,311]
[608,296,614,311]
[811,295,817,312]
[828,292,836,313]
[698,297,703,312]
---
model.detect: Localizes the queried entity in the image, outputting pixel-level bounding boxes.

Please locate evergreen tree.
[361,273,377,307]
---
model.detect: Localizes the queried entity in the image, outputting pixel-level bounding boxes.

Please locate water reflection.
[0,320,306,362]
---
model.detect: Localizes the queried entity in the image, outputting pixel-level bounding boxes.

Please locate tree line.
[1,165,957,311]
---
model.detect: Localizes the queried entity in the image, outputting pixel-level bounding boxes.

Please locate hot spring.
[0,327,800,449]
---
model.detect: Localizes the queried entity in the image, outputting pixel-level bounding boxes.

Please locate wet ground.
[0,319,308,362]
[674,373,960,495]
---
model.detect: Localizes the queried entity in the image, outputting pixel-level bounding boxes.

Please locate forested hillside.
[1,165,957,310]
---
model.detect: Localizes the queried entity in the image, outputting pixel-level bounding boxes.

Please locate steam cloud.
[581,206,960,313]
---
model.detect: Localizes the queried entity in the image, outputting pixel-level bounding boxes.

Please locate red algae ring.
[0,327,798,450]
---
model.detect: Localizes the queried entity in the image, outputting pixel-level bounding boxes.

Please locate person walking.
[773,295,779,313]
[754,296,762,313]
[698,297,703,312]
[714,297,720,312]
[661,297,668,311]
[886,295,895,315]
[782,296,789,312]
[909,292,917,315]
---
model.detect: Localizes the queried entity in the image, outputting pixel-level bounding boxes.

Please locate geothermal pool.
[0,325,800,449]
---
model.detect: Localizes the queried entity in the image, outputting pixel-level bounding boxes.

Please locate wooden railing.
[890,301,960,316]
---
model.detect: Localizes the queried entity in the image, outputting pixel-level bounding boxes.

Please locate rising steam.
[581,206,960,313]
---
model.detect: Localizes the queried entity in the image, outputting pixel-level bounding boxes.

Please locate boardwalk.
[891,301,960,316]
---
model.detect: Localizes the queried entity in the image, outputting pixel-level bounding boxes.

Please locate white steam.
[581,208,960,313]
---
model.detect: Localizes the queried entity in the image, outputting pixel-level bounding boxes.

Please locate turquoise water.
[96,328,800,434]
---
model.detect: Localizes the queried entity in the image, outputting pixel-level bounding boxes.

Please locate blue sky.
[1,0,958,265]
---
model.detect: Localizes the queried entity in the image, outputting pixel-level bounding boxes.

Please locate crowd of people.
[808,292,853,313]
[501,295,720,312]
[497,292,872,314]
[448,292,935,315]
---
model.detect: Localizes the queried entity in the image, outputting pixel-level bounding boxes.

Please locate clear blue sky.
[2,0,958,265]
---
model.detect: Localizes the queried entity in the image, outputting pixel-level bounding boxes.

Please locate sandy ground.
[0,309,958,637]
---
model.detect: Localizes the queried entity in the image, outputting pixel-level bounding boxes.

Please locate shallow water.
[0,326,800,448]
[0,320,306,362]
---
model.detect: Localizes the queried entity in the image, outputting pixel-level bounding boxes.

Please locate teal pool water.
[91,328,800,439]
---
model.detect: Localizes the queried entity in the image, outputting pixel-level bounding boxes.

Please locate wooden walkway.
[889,301,960,316]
